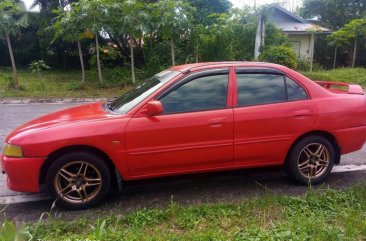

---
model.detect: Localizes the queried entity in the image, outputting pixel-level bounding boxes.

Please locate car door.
[125,68,234,177]
[233,68,317,167]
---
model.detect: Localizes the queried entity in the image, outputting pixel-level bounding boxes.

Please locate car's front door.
[233,68,317,167]
[125,69,234,178]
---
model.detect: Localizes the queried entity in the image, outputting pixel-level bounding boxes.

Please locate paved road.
[0,103,365,222]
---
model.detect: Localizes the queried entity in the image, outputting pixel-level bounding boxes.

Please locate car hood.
[6,102,114,142]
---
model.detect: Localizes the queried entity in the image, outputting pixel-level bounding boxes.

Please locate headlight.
[3,144,23,157]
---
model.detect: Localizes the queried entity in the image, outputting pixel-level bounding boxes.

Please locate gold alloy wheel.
[297,143,330,179]
[54,161,102,204]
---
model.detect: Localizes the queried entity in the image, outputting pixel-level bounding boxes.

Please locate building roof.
[267,5,331,34]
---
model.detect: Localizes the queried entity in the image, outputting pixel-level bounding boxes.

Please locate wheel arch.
[39,145,118,187]
[285,130,341,165]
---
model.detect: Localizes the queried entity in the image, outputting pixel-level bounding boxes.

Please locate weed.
[1,183,366,240]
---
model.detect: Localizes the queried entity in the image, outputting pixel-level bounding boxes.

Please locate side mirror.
[144,100,163,116]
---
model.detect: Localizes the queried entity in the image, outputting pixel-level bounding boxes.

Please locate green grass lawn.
[0,68,131,99]
[302,68,366,88]
[1,184,366,240]
[0,67,365,99]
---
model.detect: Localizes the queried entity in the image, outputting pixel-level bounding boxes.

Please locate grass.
[1,67,365,99]
[302,67,366,88]
[2,184,366,240]
[0,68,132,99]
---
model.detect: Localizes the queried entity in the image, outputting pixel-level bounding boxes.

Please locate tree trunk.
[333,46,337,69]
[171,38,175,66]
[352,38,357,68]
[195,44,199,63]
[77,39,85,84]
[38,71,45,90]
[95,33,103,83]
[5,32,19,89]
[254,14,265,60]
[309,33,315,72]
[130,37,136,84]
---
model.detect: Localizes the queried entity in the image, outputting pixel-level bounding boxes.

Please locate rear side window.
[236,73,308,107]
[159,74,228,114]
[237,74,286,106]
[286,77,308,101]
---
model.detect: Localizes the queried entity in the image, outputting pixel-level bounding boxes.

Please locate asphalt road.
[0,103,365,222]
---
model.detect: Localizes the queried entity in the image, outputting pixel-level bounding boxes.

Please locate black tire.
[286,135,335,185]
[46,152,111,210]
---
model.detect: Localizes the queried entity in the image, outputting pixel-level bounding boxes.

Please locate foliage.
[1,184,366,240]
[301,0,366,30]
[259,45,298,68]
[0,68,130,98]
[154,0,194,66]
[188,0,232,25]
[0,0,303,76]
[89,47,122,69]
[328,18,366,67]
[0,218,31,241]
[302,67,366,87]
[29,60,51,73]
[0,0,30,89]
[264,23,291,47]
[300,0,366,68]
[4,0,366,75]
[330,19,366,44]
[1,67,366,98]
[0,0,28,35]
[296,57,323,71]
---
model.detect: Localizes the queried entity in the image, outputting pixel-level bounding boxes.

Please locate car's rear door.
[233,68,317,167]
[125,68,234,177]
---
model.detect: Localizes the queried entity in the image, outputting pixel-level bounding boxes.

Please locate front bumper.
[1,153,45,193]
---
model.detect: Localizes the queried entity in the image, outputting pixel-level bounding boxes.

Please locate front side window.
[159,74,228,114]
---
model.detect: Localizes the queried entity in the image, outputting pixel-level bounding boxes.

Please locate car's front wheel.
[286,135,335,185]
[46,152,111,210]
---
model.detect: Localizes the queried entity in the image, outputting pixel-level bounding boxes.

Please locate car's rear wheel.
[286,135,335,185]
[46,152,111,210]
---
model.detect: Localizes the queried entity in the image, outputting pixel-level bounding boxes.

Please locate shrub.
[102,68,144,86]
[259,45,298,69]
[296,57,323,71]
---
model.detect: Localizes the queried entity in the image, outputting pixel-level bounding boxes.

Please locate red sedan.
[1,62,366,209]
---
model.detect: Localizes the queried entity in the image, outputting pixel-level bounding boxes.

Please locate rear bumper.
[1,153,45,193]
[334,126,366,154]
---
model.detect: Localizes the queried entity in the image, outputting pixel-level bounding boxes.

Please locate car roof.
[169,61,282,73]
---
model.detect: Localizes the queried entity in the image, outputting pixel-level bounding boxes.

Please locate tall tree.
[301,0,366,30]
[0,0,28,89]
[106,0,146,84]
[329,19,366,68]
[327,31,346,69]
[68,0,108,84]
[52,6,92,84]
[154,0,194,66]
[187,0,232,26]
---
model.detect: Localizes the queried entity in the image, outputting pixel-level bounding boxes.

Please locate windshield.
[107,70,180,114]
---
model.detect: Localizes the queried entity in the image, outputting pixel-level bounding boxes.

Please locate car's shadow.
[2,167,365,222]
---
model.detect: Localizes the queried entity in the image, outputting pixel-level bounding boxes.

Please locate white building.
[268,5,331,59]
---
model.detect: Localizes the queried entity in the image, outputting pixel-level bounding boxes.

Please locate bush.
[102,68,131,85]
[296,58,323,71]
[259,45,298,69]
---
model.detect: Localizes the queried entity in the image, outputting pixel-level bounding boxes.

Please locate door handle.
[293,110,312,117]
[208,118,227,127]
